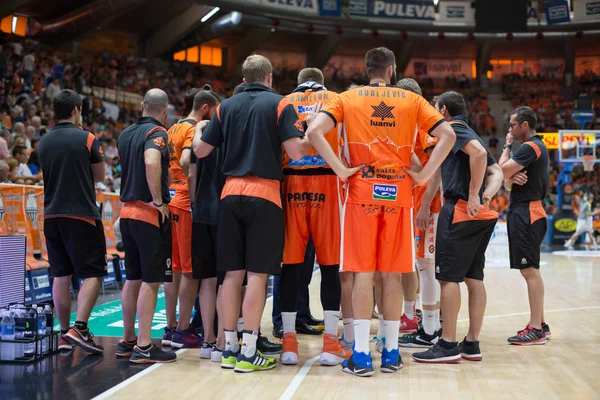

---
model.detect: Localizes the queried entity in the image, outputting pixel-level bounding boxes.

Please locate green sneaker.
[234,350,277,373]
[221,349,239,369]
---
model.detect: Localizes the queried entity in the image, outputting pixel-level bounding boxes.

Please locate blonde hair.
[242,55,273,84]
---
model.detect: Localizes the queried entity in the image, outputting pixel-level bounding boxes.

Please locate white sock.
[353,319,371,354]
[376,314,384,339]
[324,310,339,336]
[237,317,244,332]
[423,310,437,336]
[435,309,441,331]
[384,320,400,351]
[224,330,239,353]
[404,301,415,320]
[416,293,422,310]
[282,312,297,334]
[241,331,258,357]
[343,318,354,343]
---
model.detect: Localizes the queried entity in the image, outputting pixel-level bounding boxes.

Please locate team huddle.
[39,46,552,377]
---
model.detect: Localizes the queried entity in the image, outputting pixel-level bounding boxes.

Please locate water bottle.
[26,307,37,356]
[1,310,16,361]
[37,307,47,355]
[44,305,54,351]
[10,306,25,358]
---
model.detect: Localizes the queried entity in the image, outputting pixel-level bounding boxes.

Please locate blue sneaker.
[380,347,403,373]
[221,348,239,369]
[162,327,176,346]
[341,351,374,377]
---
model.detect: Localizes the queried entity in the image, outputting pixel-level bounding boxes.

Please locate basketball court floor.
[1,246,599,400]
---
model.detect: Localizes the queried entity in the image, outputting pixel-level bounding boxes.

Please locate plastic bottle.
[44,305,54,352]
[26,307,37,356]
[10,306,24,358]
[1,310,15,361]
[37,307,46,355]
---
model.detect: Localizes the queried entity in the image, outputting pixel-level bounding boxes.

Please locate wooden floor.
[98,248,600,400]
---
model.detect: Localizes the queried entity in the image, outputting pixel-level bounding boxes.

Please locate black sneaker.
[116,339,137,357]
[64,327,104,354]
[542,323,551,339]
[458,338,482,361]
[413,343,461,363]
[129,344,177,364]
[257,335,282,355]
[508,325,547,345]
[380,348,403,373]
[398,328,440,348]
[341,351,375,377]
[272,324,283,339]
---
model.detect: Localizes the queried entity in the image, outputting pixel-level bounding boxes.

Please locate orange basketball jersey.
[283,89,340,170]
[167,118,196,210]
[323,83,445,208]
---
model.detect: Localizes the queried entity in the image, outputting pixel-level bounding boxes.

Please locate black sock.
[439,338,458,350]
[74,321,88,331]
[61,329,68,335]
[138,343,152,351]
[125,338,137,344]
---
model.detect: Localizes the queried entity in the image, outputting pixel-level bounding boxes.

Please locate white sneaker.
[374,336,385,353]
[211,345,223,363]
[200,341,214,359]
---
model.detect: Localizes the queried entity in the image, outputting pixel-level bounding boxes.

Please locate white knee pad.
[416,258,439,306]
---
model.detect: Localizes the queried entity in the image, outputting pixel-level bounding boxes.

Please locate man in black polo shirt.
[499,106,551,345]
[413,91,504,363]
[116,88,176,364]
[194,54,313,372]
[39,89,106,354]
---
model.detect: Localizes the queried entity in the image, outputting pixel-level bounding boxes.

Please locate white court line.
[279,305,600,400]
[279,356,320,400]
[92,349,187,400]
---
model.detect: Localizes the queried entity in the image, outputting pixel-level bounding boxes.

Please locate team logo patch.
[428,245,435,254]
[426,135,437,145]
[294,119,304,133]
[362,165,375,179]
[372,184,397,201]
[166,258,172,268]
[99,146,104,156]
[153,137,166,148]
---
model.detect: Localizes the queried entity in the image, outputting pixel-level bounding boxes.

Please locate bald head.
[142,89,168,118]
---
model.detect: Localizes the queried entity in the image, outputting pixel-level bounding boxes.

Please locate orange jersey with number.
[413,130,442,214]
[167,118,196,210]
[283,89,340,170]
[322,83,445,208]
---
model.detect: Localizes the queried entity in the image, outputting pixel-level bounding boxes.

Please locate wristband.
[301,120,308,132]
[152,201,163,208]
[503,143,512,150]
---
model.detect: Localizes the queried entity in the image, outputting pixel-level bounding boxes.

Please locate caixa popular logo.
[372,184,397,201]
[587,1,600,14]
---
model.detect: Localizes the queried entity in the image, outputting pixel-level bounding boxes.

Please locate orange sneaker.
[320,333,352,366]
[281,332,299,365]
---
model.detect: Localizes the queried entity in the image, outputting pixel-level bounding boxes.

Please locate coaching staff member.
[499,106,550,345]
[413,91,503,364]
[194,54,314,373]
[39,89,106,354]
[116,88,175,364]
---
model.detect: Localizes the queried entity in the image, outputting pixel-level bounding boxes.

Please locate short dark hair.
[396,78,422,96]
[365,47,395,79]
[184,88,201,114]
[298,68,324,85]
[53,89,82,121]
[511,106,537,130]
[12,146,27,158]
[193,90,219,111]
[437,91,467,117]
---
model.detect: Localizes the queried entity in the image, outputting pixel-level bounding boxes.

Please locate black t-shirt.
[39,122,103,220]
[441,115,497,202]
[118,116,170,204]
[201,83,304,181]
[510,135,549,203]
[190,149,225,225]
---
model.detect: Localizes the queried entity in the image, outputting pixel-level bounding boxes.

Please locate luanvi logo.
[370,101,395,127]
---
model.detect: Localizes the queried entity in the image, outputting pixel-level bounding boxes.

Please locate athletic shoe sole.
[116,351,133,357]
[320,352,347,366]
[200,348,212,359]
[221,364,235,369]
[234,364,277,373]
[58,342,74,351]
[281,352,299,365]
[461,353,482,361]
[508,338,547,346]
[380,364,403,373]
[412,355,461,363]
[342,366,375,377]
[130,357,176,364]
[64,332,103,354]
[162,340,172,346]
[211,351,223,363]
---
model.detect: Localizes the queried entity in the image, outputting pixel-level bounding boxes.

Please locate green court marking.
[55,291,169,339]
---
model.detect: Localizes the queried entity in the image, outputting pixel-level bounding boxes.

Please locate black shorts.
[120,217,172,283]
[507,201,547,270]
[192,223,218,280]
[217,195,284,276]
[435,199,498,282]
[45,217,107,279]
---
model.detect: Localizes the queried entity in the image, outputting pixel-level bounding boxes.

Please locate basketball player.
[279,68,350,367]
[39,89,107,354]
[395,78,443,348]
[564,193,599,249]
[164,91,219,349]
[116,89,176,363]
[193,55,314,372]
[306,47,456,376]
[413,91,503,363]
[162,87,201,346]
[499,106,551,345]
